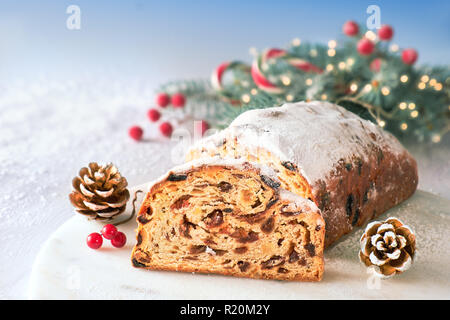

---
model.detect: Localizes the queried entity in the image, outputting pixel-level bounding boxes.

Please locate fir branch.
[154,22,450,144]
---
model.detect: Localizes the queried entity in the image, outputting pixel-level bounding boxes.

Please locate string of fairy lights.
[154,21,449,143]
[236,30,448,143]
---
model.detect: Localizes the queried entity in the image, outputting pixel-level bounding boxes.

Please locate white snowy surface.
[0,77,449,299]
[27,189,450,300]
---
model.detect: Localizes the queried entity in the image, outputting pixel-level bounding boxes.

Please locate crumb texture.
[132,162,325,281]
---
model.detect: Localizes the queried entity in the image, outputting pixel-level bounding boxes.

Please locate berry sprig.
[87,224,126,249]
[170,93,186,108]
[128,125,144,141]
[156,92,170,108]
[357,38,375,55]
[159,121,173,137]
[86,190,142,250]
[147,108,161,122]
[343,20,418,66]
[378,25,394,41]
[402,48,418,65]
[153,92,181,137]
[342,20,359,37]
[128,92,210,141]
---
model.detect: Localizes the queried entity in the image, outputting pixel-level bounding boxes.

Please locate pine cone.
[69,163,130,220]
[359,217,416,278]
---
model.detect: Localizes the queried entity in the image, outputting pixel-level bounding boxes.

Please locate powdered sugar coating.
[278,189,319,213]
[189,101,407,185]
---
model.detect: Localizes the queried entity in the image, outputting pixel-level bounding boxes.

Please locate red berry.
[378,25,394,41]
[87,233,103,249]
[101,224,118,240]
[370,58,382,72]
[357,38,375,55]
[159,122,173,137]
[111,231,127,248]
[402,48,418,65]
[156,93,170,108]
[128,126,143,141]
[343,21,359,37]
[147,108,161,122]
[196,120,209,136]
[171,93,186,108]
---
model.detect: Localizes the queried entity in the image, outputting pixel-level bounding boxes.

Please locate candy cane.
[287,57,323,73]
[251,57,284,94]
[251,48,323,94]
[211,61,251,104]
[211,61,251,91]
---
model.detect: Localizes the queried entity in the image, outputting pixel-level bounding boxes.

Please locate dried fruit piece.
[203,210,224,227]
[131,160,325,281]
[261,256,285,269]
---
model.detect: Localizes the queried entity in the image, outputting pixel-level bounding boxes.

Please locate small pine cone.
[69,163,130,220]
[359,217,416,279]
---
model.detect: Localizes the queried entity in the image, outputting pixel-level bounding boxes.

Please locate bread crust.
[131,258,322,281]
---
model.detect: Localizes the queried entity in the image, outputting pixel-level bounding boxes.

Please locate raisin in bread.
[131,158,325,281]
[187,101,418,247]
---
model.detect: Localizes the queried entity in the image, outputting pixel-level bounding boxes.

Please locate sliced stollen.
[187,101,418,247]
[131,158,325,281]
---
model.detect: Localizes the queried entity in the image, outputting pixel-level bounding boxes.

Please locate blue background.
[0,0,449,84]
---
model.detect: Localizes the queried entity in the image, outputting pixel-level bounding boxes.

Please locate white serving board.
[28,185,450,300]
